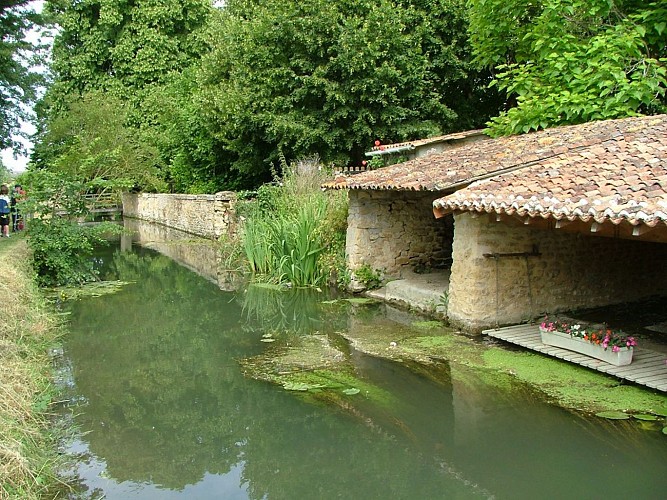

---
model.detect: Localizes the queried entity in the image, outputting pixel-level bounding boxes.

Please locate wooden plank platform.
[482,324,667,392]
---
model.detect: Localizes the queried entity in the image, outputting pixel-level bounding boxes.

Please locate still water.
[59,226,667,499]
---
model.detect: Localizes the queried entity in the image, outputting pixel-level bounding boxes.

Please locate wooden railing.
[82,193,122,213]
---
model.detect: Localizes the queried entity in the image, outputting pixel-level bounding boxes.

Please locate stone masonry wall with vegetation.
[346,190,453,279]
[448,213,667,331]
[122,192,237,240]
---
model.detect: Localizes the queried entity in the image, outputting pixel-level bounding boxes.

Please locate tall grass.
[237,156,347,287]
[0,238,71,499]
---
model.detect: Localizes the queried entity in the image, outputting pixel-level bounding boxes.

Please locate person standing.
[10,184,24,231]
[0,185,11,237]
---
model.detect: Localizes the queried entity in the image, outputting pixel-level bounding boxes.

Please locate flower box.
[539,327,633,366]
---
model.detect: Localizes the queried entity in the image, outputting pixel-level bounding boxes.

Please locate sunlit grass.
[0,237,71,499]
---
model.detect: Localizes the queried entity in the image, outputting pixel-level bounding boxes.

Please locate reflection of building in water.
[122,218,243,291]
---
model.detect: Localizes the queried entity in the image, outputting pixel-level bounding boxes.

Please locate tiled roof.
[366,129,486,156]
[325,116,666,191]
[433,115,667,227]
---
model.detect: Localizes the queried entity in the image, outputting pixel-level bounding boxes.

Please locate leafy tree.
[0,157,12,183]
[468,0,667,135]
[34,0,213,191]
[18,169,122,286]
[32,91,165,192]
[194,0,500,183]
[0,0,43,150]
[138,68,241,193]
[44,0,212,108]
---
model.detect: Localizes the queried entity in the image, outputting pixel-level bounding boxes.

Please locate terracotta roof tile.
[325,115,667,193]
[366,129,487,155]
[432,114,667,227]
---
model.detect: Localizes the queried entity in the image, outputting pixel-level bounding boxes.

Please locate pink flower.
[612,345,620,353]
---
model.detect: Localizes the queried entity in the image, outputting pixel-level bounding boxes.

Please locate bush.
[19,170,121,287]
[236,156,348,287]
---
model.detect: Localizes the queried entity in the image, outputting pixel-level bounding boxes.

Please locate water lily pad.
[342,298,376,305]
[342,388,360,395]
[595,411,630,420]
[633,413,659,421]
[663,427,667,435]
[652,407,667,417]
[283,382,325,391]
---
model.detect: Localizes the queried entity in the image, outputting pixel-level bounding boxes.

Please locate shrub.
[19,170,121,287]
[236,156,347,287]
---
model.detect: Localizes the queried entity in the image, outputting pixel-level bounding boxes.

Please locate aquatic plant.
[540,316,637,351]
[237,156,347,287]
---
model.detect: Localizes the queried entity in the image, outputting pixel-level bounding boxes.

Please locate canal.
[57,223,667,499]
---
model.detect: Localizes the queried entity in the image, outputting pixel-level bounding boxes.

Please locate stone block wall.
[346,190,453,281]
[121,192,236,240]
[448,212,667,332]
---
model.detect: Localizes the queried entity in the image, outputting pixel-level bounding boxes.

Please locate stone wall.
[346,190,453,281]
[122,218,242,291]
[448,213,667,332]
[121,192,236,240]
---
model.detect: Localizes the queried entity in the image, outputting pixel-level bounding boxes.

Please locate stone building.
[325,115,667,332]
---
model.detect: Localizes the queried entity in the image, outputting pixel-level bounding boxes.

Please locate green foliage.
[19,170,121,286]
[44,0,212,107]
[0,1,44,150]
[32,91,165,192]
[195,0,500,184]
[469,0,667,135]
[0,158,13,184]
[238,157,347,287]
[353,264,382,290]
[36,0,504,192]
[37,0,213,190]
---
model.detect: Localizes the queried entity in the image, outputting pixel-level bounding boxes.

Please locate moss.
[411,320,443,329]
[240,333,396,409]
[343,322,667,415]
[481,348,667,413]
[281,369,396,407]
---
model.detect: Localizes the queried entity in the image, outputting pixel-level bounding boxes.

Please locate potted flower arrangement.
[539,317,637,366]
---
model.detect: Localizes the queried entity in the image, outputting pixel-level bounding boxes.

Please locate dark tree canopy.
[35,0,502,192]
[187,0,500,187]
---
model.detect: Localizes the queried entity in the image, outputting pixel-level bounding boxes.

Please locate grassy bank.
[0,237,69,499]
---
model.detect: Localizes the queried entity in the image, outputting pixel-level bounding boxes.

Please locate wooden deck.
[482,324,667,392]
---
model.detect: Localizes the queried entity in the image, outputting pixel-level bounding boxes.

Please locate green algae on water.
[482,348,667,414]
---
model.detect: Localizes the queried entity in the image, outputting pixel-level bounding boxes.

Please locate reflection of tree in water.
[240,284,348,335]
[66,249,251,488]
[64,249,484,497]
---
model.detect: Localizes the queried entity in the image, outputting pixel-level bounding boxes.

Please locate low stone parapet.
[121,192,237,240]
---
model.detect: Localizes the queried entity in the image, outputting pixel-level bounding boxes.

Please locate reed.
[238,157,347,287]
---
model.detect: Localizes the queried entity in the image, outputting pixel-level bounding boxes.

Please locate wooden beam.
[632,225,654,237]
